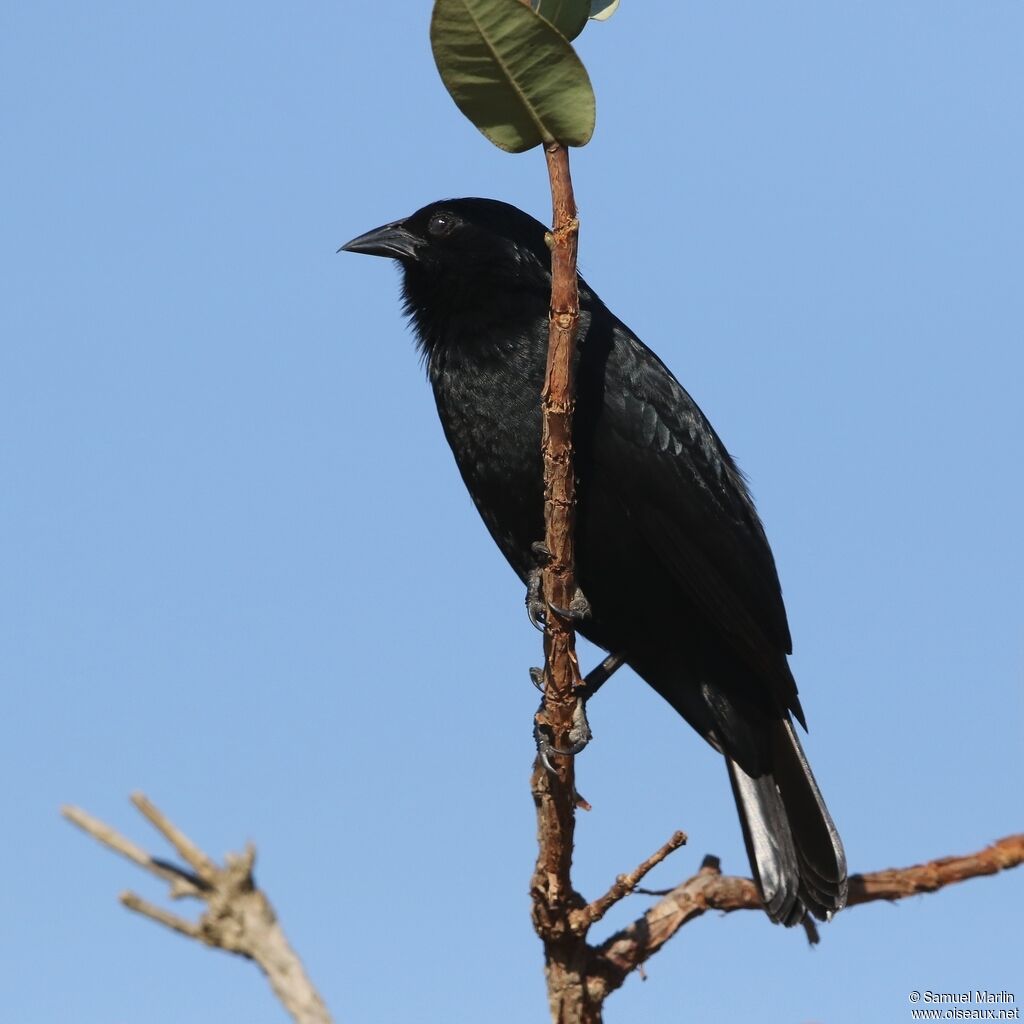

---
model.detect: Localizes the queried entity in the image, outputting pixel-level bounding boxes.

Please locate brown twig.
[120,892,206,941]
[588,834,1024,1001]
[62,796,333,1024]
[529,140,594,1022]
[846,835,1024,905]
[571,831,688,932]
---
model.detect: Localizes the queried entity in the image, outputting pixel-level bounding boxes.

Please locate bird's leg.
[533,653,625,770]
[530,651,623,698]
[525,540,592,631]
[575,651,624,702]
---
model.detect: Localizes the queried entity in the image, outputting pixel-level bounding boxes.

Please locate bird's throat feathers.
[399,256,551,368]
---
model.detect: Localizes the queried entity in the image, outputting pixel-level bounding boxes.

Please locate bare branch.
[121,892,205,942]
[529,140,595,1024]
[62,804,206,898]
[131,792,219,884]
[64,796,333,1024]
[847,835,1024,905]
[589,835,1024,1000]
[571,831,688,931]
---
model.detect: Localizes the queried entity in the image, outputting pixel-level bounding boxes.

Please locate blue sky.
[3,3,1021,1022]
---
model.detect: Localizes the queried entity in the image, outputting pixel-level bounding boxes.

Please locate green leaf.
[431,0,596,153]
[589,0,619,21]
[531,0,590,40]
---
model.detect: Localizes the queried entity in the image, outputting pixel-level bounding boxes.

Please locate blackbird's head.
[340,197,551,277]
[340,198,554,352]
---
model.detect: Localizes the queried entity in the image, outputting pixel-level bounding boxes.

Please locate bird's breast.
[430,351,546,580]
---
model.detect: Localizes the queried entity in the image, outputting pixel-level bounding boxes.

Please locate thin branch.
[847,835,1024,904]
[63,796,333,1024]
[121,892,205,942]
[589,834,1024,1000]
[62,804,206,898]
[131,791,219,884]
[571,831,688,931]
[529,140,593,1023]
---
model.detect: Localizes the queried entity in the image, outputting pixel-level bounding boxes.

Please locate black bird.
[341,198,847,925]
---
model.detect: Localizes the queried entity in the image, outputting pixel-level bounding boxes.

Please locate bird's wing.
[587,314,796,693]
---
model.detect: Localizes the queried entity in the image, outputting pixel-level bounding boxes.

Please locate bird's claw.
[547,587,592,624]
[531,541,552,561]
[534,698,593,772]
[570,697,593,749]
[526,542,552,631]
[526,567,547,632]
[526,540,592,629]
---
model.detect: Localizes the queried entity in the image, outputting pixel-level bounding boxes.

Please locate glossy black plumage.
[342,198,847,924]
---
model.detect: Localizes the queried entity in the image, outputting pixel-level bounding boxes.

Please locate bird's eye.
[427,211,457,237]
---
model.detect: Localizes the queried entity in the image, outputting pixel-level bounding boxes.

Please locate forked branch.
[588,834,1024,1001]
[571,830,688,932]
[63,794,332,1024]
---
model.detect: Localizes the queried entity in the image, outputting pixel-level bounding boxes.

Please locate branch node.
[698,853,721,874]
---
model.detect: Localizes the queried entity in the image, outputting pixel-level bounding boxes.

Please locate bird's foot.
[534,697,593,772]
[525,541,592,631]
[532,653,626,771]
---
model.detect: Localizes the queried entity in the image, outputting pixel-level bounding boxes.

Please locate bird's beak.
[338,221,422,261]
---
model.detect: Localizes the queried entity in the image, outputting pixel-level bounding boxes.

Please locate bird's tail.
[726,718,847,925]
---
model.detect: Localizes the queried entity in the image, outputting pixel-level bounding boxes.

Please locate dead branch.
[846,835,1024,905]
[63,794,332,1024]
[571,831,688,932]
[588,834,1024,1001]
